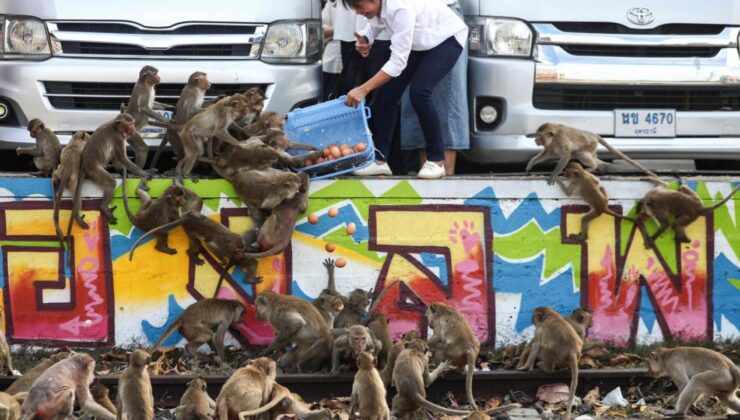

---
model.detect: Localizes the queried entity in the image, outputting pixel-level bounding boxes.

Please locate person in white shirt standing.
[331,1,369,96]
[343,0,468,179]
[322,0,343,100]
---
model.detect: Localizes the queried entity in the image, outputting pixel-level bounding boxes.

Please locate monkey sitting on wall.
[18,118,61,177]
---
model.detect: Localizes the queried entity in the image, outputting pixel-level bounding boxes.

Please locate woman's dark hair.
[341,0,363,10]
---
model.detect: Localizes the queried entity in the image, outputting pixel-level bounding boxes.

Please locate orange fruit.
[325,243,336,252]
[308,213,318,224]
[346,222,356,235]
[341,148,352,156]
[328,207,339,217]
[330,146,341,158]
[355,142,367,152]
[335,258,347,268]
[305,159,314,166]
[322,148,331,157]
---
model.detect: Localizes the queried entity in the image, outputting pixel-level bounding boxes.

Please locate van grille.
[43,81,269,110]
[59,42,254,57]
[47,21,265,59]
[551,22,725,35]
[533,85,740,111]
[560,45,721,58]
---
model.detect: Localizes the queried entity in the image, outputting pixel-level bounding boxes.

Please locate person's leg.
[367,51,422,163]
[408,37,463,177]
[339,41,362,96]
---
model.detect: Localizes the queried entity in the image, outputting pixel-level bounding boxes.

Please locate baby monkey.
[555,162,643,241]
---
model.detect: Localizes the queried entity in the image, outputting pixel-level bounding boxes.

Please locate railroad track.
[0,368,653,408]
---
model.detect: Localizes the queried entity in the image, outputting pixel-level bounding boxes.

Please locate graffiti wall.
[0,177,738,348]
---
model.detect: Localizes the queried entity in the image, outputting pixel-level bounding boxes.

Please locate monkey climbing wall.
[0,177,737,348]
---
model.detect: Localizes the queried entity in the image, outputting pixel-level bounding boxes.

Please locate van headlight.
[467,17,532,57]
[0,15,51,60]
[261,20,321,64]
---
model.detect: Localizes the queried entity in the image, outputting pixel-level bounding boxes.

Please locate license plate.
[614,109,676,138]
[140,110,173,136]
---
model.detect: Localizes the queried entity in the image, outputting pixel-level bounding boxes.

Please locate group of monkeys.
[526,122,740,244]
[21,65,325,281]
[0,291,738,420]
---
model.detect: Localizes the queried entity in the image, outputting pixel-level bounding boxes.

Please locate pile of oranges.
[305,142,367,166]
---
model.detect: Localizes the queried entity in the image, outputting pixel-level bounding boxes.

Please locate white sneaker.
[417,161,445,179]
[352,161,392,176]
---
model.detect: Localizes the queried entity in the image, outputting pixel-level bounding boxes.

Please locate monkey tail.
[120,167,138,225]
[239,243,288,259]
[597,138,659,179]
[701,183,740,213]
[411,394,471,416]
[465,350,479,411]
[149,316,184,354]
[12,392,28,404]
[128,215,190,261]
[567,351,579,419]
[51,178,66,249]
[214,259,237,298]
[484,403,521,415]
[237,389,290,419]
[362,283,396,326]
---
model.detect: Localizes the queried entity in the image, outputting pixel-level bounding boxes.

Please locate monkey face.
[115,114,137,137]
[27,119,44,138]
[348,290,369,310]
[571,308,593,328]
[531,306,552,325]
[646,351,667,377]
[350,332,368,355]
[534,124,555,146]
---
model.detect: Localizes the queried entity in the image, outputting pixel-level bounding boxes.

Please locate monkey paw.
[547,177,556,186]
[194,257,205,266]
[323,258,335,268]
[156,246,177,255]
[568,233,586,241]
[244,276,263,284]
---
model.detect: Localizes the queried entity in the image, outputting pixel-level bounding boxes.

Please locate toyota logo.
[627,7,655,25]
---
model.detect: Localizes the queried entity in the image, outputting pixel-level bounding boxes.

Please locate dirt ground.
[8,339,740,419]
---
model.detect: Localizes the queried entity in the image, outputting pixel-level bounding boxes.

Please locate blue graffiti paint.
[493,254,578,331]
[713,253,740,330]
[141,294,185,346]
[464,188,560,234]
[418,253,448,286]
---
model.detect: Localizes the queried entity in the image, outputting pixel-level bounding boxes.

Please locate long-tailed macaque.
[149,298,246,364]
[71,113,150,229]
[255,291,333,373]
[19,353,116,420]
[517,307,582,418]
[150,71,211,168]
[646,346,740,416]
[426,302,481,411]
[637,179,740,244]
[123,65,173,168]
[18,118,61,176]
[526,123,659,185]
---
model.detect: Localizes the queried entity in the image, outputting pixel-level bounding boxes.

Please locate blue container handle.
[364,106,372,119]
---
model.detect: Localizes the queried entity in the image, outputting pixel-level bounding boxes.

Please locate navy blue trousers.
[371,36,463,162]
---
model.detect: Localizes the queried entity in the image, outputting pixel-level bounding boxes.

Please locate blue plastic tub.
[284,96,375,180]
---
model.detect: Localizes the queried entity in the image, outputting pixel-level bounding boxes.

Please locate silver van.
[460,0,740,166]
[0,0,321,148]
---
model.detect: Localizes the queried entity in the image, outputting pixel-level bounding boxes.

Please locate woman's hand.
[354,32,370,58]
[345,86,369,107]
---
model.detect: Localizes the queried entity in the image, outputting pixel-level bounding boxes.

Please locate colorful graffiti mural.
[0,177,737,348]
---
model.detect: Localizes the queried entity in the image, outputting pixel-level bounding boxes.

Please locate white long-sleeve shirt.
[358,0,468,77]
[329,1,390,42]
[322,1,342,73]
